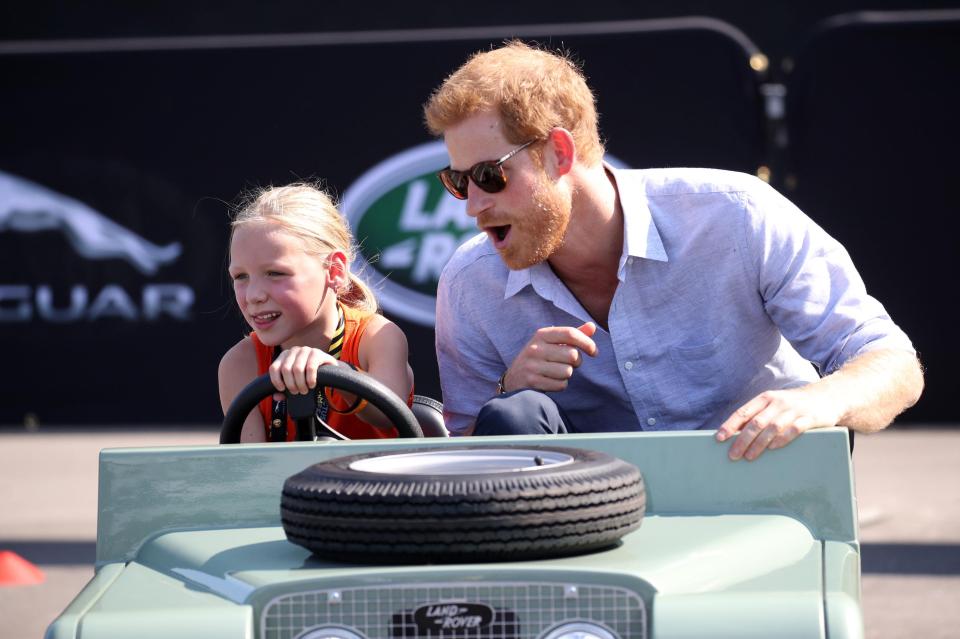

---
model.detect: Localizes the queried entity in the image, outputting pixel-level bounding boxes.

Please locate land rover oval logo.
[342,141,476,327]
[412,602,494,633]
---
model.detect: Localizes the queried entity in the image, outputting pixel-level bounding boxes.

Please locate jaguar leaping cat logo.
[0,170,182,275]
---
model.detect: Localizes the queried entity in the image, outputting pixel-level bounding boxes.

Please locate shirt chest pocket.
[667,334,733,420]
[669,332,724,369]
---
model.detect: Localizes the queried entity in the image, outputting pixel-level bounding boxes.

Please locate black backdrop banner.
[0,13,954,425]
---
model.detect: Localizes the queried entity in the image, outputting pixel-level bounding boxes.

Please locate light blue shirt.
[435,167,914,436]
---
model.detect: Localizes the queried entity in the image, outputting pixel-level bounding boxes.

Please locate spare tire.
[281,445,645,563]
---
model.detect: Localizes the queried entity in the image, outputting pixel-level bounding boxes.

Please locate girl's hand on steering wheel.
[268,346,340,400]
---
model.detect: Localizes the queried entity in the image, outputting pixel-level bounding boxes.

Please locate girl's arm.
[357,315,415,431]
[218,338,267,443]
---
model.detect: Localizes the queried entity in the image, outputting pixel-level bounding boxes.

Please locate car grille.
[260,581,647,639]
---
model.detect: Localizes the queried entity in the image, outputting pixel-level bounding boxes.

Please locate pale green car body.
[46,428,862,639]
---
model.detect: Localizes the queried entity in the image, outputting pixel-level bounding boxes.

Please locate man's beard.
[500,174,572,270]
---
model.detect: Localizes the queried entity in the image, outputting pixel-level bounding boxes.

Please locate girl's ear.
[326,251,349,292]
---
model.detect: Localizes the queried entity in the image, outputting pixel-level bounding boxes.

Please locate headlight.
[297,627,365,639]
[541,621,619,639]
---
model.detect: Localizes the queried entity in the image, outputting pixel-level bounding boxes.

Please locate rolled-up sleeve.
[741,181,915,374]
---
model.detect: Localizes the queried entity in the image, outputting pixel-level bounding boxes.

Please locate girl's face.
[228,223,334,348]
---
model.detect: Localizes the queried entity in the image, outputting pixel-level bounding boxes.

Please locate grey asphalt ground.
[1,426,958,639]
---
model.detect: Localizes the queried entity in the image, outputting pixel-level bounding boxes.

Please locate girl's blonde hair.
[230,183,378,313]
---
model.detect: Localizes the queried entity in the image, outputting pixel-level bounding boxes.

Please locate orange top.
[250,305,409,440]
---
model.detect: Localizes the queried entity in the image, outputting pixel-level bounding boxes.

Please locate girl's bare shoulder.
[219,336,258,378]
[362,314,407,343]
[358,314,409,363]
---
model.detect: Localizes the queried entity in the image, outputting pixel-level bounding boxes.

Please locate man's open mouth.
[490,225,510,243]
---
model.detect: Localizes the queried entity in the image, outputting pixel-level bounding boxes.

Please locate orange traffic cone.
[0,550,45,586]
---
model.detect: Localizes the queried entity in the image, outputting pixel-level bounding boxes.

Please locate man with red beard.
[424,41,923,460]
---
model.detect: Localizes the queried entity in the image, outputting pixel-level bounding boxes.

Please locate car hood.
[59,514,840,639]
[132,513,820,598]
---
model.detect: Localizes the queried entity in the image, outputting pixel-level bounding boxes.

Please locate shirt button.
[647,418,657,426]
[627,257,635,265]
[624,361,633,370]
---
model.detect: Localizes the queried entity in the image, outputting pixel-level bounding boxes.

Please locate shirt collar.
[610,164,668,279]
[504,260,555,299]
[503,163,668,299]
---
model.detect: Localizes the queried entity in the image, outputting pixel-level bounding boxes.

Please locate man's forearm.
[811,348,924,432]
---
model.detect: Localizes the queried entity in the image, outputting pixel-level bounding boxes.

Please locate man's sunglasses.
[436,139,538,200]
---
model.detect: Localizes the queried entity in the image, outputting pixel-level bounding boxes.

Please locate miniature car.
[47,367,863,638]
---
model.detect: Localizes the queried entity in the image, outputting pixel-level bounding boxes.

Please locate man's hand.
[715,386,842,461]
[715,349,922,461]
[502,322,598,393]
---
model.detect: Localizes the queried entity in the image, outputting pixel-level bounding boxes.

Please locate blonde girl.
[218,183,414,442]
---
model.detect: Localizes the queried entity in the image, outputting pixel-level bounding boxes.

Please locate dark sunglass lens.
[439,170,468,200]
[473,162,507,193]
[452,172,471,198]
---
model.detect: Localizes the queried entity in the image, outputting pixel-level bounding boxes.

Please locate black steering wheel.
[220,365,423,444]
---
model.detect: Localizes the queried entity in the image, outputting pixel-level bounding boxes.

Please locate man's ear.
[545,128,576,178]
[326,251,349,290]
